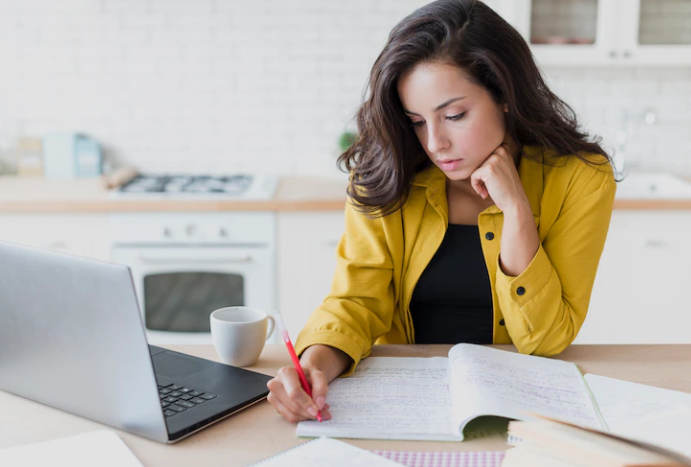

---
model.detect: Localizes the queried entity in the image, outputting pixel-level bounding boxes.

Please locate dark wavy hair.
[338,0,611,217]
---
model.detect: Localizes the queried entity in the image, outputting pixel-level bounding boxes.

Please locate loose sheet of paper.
[250,437,403,467]
[0,431,144,467]
[615,406,691,461]
[296,357,461,441]
[448,344,604,431]
[585,374,691,432]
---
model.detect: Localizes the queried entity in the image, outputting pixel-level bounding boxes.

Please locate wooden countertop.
[0,176,349,213]
[2,344,690,466]
[2,175,691,213]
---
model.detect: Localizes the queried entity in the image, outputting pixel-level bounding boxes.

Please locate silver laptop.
[0,240,272,443]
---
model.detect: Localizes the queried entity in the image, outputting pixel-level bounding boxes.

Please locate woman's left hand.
[469,143,530,215]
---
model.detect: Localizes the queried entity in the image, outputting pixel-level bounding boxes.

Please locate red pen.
[273,310,323,422]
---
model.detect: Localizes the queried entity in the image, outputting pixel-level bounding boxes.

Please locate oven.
[110,212,276,345]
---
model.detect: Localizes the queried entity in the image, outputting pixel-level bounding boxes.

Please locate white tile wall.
[0,0,690,177]
[544,67,691,173]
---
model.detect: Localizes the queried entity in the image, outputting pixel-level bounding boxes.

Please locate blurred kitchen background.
[0,0,690,346]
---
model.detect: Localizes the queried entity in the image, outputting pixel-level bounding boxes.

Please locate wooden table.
[1,344,690,466]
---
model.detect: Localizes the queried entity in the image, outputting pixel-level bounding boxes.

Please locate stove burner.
[118,175,254,195]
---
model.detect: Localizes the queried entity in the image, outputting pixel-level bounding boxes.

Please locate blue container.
[42,133,102,179]
[75,137,102,178]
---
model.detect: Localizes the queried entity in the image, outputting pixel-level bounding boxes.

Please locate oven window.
[144,272,244,332]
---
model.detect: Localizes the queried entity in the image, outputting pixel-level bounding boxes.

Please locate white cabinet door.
[0,214,110,261]
[576,210,691,344]
[616,0,691,66]
[277,212,345,341]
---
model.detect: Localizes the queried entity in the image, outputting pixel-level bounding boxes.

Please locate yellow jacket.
[295,146,616,375]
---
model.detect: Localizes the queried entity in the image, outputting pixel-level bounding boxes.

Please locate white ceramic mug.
[210,307,275,367]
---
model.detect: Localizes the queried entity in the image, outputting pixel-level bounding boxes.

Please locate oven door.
[111,246,275,344]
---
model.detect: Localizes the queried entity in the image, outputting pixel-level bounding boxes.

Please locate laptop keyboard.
[159,383,217,418]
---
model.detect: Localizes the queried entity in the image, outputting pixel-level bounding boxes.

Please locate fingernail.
[316,397,326,410]
[307,407,318,417]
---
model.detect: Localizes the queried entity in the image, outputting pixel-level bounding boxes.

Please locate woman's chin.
[443,168,472,182]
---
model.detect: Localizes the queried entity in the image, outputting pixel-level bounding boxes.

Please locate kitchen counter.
[0,176,348,213]
[1,175,691,213]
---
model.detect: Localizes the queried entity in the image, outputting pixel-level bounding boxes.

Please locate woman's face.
[397,61,509,181]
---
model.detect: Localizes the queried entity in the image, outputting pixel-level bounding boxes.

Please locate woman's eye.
[409,113,465,128]
[447,112,465,121]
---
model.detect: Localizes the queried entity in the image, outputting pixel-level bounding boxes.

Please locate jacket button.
[485,232,495,240]
[499,319,505,326]
[517,286,526,296]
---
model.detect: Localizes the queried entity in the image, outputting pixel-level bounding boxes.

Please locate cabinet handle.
[322,240,339,248]
[623,50,631,58]
[138,255,253,264]
[641,239,667,248]
[609,50,617,58]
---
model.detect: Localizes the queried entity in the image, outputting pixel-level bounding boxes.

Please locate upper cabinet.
[488,0,691,67]
[618,0,691,65]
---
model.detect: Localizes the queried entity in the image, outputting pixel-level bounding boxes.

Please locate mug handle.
[265,315,275,341]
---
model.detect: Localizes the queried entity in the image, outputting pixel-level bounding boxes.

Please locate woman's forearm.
[299,344,353,382]
[499,202,540,277]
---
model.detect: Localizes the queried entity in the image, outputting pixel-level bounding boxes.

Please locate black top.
[409,224,493,344]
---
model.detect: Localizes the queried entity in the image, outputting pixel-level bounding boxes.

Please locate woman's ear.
[503,103,509,113]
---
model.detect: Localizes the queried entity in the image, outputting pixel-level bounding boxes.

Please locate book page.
[250,437,403,467]
[448,344,604,432]
[585,374,691,431]
[296,357,462,441]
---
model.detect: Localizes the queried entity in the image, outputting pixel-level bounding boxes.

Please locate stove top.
[110,174,278,200]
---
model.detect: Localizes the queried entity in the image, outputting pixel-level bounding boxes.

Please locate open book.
[503,410,691,466]
[296,344,691,442]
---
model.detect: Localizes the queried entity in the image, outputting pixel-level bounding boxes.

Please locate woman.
[267,0,616,423]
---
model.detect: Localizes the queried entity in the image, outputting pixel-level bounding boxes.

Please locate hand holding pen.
[266,310,332,423]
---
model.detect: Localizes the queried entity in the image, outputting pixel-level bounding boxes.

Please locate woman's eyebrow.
[403,96,467,116]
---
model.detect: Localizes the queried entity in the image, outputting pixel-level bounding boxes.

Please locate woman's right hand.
[266,344,352,423]
[266,366,331,422]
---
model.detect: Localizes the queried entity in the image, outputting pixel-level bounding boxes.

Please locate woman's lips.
[437,159,463,171]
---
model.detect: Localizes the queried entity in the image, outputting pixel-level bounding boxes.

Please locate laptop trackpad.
[152,351,214,380]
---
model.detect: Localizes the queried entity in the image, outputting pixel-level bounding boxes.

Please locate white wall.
[0,0,689,176]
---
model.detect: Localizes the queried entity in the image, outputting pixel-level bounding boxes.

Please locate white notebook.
[248,437,403,466]
[0,431,144,467]
[297,344,691,442]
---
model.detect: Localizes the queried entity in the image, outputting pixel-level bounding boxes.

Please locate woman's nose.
[426,126,450,154]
